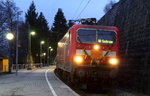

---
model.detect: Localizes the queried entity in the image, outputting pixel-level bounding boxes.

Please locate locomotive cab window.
[77,29,116,44]
[97,30,116,45]
[77,29,96,43]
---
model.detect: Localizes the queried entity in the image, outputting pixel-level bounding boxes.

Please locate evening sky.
[14,0,119,26]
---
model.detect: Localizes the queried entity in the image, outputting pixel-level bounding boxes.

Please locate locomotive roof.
[71,24,119,32]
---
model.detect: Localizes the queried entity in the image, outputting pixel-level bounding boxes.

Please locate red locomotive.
[55,21,120,87]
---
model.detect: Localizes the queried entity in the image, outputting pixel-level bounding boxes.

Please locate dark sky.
[14,0,119,26]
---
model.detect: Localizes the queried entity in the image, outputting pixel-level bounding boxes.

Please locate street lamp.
[43,52,46,65]
[6,33,14,40]
[43,53,46,56]
[50,48,53,64]
[41,41,45,44]
[47,46,51,65]
[40,41,45,67]
[30,31,36,35]
[50,49,53,51]
[49,46,51,49]
[15,11,23,75]
[48,46,53,65]
[28,31,36,70]
[6,32,14,73]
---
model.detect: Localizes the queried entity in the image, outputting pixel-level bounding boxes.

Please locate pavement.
[0,66,79,96]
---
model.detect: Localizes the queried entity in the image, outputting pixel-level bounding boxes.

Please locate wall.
[97,0,150,93]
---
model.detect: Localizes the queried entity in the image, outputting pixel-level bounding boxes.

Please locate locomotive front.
[72,25,120,81]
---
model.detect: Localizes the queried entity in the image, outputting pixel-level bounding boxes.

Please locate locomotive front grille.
[87,70,109,78]
[91,49,102,59]
[75,66,113,78]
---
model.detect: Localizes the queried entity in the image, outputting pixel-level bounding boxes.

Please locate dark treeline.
[25,1,50,63]
[0,1,75,64]
[23,2,74,64]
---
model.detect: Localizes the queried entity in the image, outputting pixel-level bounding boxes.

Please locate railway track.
[55,69,118,96]
[55,69,149,96]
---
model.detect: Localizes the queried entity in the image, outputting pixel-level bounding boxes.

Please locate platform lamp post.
[15,11,23,75]
[48,46,53,65]
[43,52,46,66]
[27,31,36,70]
[50,48,53,64]
[47,46,51,65]
[6,32,14,73]
[40,41,45,67]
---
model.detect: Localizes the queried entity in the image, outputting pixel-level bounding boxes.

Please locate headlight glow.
[109,58,119,65]
[74,56,83,64]
[93,44,100,50]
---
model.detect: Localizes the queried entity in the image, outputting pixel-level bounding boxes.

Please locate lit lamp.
[93,44,100,50]
[43,52,46,65]
[30,31,36,35]
[49,46,51,49]
[6,33,14,40]
[43,52,46,56]
[28,31,36,70]
[50,49,53,51]
[41,41,45,44]
[47,46,51,65]
[48,46,53,65]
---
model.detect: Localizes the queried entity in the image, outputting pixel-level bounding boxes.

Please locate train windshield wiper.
[77,37,89,56]
[100,34,116,62]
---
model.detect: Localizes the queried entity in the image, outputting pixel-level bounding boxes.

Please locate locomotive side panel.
[56,28,76,73]
[56,31,70,71]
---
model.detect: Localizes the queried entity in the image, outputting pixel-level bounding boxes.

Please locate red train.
[55,24,120,86]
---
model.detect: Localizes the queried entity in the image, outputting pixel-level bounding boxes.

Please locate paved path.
[0,66,79,96]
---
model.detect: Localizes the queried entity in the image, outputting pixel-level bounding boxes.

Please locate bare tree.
[0,0,19,61]
[0,0,18,49]
[104,0,116,13]
[0,0,18,32]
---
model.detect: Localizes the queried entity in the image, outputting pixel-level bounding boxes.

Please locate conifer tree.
[25,1,38,30]
[51,8,68,57]
[51,8,68,42]
[37,12,49,41]
[25,2,50,63]
[25,1,39,63]
[37,12,50,57]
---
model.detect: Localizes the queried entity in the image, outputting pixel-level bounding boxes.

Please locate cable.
[72,0,85,20]
[75,0,92,19]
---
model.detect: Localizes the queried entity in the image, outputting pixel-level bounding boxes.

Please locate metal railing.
[11,63,50,70]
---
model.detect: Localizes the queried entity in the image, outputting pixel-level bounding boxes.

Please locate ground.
[0,66,148,96]
[0,66,79,96]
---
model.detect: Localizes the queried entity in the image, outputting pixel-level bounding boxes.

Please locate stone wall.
[97,0,150,94]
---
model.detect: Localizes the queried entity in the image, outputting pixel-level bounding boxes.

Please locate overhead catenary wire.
[72,0,85,20]
[75,0,92,20]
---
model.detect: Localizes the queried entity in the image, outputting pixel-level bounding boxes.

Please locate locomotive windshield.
[77,29,96,43]
[77,29,116,44]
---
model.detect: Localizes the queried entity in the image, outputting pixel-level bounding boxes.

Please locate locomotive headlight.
[93,44,100,50]
[74,56,83,64]
[109,58,119,65]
